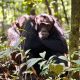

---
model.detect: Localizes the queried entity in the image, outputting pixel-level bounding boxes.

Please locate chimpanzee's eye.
[46,24,52,30]
[16,23,20,28]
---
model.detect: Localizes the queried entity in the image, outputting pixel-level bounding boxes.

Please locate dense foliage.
[0,0,80,80]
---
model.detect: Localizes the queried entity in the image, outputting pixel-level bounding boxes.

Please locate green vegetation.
[0,0,80,80]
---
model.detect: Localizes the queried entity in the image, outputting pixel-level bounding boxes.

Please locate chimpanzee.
[22,14,68,75]
[7,14,29,64]
[7,14,29,46]
[7,15,29,78]
[7,12,68,76]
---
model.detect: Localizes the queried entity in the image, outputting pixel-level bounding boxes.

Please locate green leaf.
[0,48,13,58]
[27,58,42,69]
[38,61,47,69]
[72,60,80,65]
[71,51,79,58]
[25,49,31,55]
[68,67,80,71]
[58,56,68,61]
[49,64,64,75]
[39,51,46,58]
[48,55,56,61]
[0,51,5,55]
[49,64,55,72]
[42,64,49,70]
[22,2,27,6]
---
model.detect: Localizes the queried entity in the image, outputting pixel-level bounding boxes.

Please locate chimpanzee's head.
[35,14,55,39]
[15,15,29,29]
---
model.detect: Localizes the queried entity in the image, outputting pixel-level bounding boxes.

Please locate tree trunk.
[69,0,80,54]
[69,1,80,79]
[2,0,5,35]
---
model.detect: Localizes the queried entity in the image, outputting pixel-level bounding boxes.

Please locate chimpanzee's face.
[38,24,50,39]
[16,16,27,29]
[38,27,49,39]
[35,14,55,40]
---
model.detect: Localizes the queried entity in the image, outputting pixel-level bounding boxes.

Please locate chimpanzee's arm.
[41,38,68,54]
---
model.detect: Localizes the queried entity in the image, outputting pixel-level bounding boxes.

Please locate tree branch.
[61,0,69,25]
[45,0,52,15]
